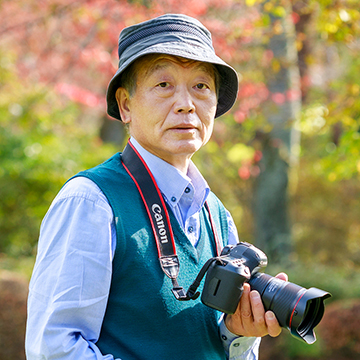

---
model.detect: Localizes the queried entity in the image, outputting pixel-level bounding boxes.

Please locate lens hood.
[290,287,331,344]
[249,273,331,344]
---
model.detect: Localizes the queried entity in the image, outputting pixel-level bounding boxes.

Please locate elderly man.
[26,14,287,360]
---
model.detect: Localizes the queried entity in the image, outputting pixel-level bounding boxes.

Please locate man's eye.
[157,82,169,88]
[196,83,208,90]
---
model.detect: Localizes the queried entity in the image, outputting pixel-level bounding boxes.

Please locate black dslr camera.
[186,242,331,344]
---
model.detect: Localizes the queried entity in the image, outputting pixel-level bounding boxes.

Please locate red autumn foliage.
[0,0,265,117]
[318,299,360,357]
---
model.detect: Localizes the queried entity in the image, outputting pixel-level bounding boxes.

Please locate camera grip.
[201,260,250,314]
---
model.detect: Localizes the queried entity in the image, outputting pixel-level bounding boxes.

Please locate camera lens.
[248,273,331,344]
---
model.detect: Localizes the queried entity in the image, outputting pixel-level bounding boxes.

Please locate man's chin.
[172,140,203,155]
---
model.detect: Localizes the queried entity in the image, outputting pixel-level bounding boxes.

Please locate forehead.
[135,54,216,79]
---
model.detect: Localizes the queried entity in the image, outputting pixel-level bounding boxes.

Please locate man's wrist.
[219,315,260,359]
[219,314,243,356]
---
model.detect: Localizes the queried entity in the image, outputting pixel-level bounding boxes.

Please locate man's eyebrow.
[149,62,171,73]
[196,64,216,77]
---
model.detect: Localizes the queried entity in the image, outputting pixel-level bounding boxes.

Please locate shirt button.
[171,196,176,202]
[184,187,191,193]
[188,226,194,233]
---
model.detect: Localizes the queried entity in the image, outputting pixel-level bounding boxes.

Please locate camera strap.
[121,140,222,301]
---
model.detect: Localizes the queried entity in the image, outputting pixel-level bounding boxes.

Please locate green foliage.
[315,0,360,43]
[318,56,360,182]
[0,254,35,280]
[284,331,323,358]
[267,260,360,302]
[0,55,117,256]
[286,41,360,272]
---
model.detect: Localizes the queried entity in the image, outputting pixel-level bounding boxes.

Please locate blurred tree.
[0,53,117,255]
[251,0,301,263]
[289,0,360,268]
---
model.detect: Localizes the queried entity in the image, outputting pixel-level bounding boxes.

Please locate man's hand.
[224,272,288,338]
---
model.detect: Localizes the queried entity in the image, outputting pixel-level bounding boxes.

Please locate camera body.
[201,242,267,314]
[200,241,331,344]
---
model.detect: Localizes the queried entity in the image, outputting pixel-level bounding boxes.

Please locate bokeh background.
[0,0,359,359]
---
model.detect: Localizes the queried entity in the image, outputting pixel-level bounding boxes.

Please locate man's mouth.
[172,123,197,130]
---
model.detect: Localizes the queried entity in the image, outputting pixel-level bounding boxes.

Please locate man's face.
[116,55,218,172]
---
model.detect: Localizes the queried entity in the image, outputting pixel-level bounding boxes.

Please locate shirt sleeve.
[25,177,120,360]
[220,210,261,360]
[219,316,260,360]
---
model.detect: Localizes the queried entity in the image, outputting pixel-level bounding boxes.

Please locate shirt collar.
[129,137,210,210]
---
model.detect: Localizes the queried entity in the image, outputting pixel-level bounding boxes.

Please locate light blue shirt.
[26,138,260,360]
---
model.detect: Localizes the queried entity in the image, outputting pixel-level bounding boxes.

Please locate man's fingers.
[249,290,267,334]
[250,291,265,320]
[265,311,282,337]
[239,283,252,319]
[275,272,288,282]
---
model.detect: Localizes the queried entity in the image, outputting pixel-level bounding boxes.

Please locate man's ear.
[115,87,131,123]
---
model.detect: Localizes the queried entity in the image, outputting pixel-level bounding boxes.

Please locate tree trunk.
[252,0,301,264]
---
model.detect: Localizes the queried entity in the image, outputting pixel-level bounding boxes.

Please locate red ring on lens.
[289,292,306,328]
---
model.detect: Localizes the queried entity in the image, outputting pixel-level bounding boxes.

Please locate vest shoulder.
[81,152,123,175]
[73,152,130,183]
[206,192,226,213]
[69,152,135,199]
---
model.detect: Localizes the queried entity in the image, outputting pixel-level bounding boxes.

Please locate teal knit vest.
[74,153,229,360]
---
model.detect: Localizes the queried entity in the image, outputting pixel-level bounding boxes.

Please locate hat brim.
[106,42,239,121]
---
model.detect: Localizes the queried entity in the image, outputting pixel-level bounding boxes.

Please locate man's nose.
[174,87,195,114]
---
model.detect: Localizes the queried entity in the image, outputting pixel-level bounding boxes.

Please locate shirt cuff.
[219,315,260,360]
